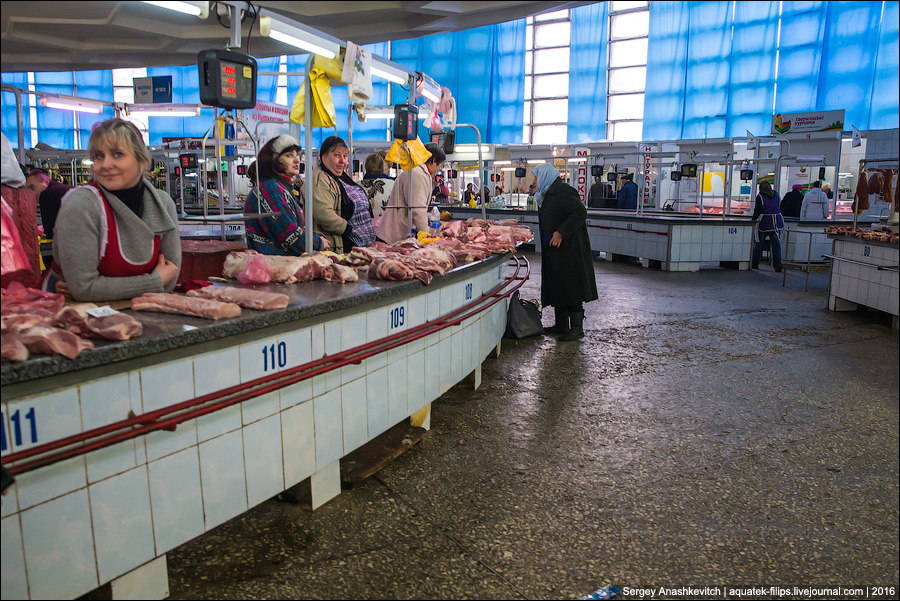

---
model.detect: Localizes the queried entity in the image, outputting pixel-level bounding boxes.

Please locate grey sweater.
[52,180,181,301]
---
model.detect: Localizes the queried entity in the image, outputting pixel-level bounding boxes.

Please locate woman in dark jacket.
[533,164,598,341]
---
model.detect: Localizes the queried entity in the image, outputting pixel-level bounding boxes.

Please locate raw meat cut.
[367,258,415,281]
[853,172,870,213]
[320,263,359,283]
[223,250,253,278]
[52,304,143,341]
[413,270,433,285]
[131,293,241,320]
[405,247,457,272]
[0,324,28,361]
[882,169,893,209]
[440,220,467,239]
[867,172,884,195]
[19,325,94,359]
[1,282,65,315]
[187,286,289,310]
[394,238,421,250]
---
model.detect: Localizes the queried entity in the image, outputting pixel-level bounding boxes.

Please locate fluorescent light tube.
[141,1,208,18]
[371,65,407,85]
[567,157,588,163]
[527,160,545,164]
[260,16,340,59]
[127,104,200,117]
[494,161,512,165]
[40,96,103,114]
[500,167,517,172]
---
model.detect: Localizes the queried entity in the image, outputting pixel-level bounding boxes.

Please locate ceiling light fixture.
[126,103,201,117]
[40,95,104,114]
[141,1,209,18]
[371,60,409,85]
[417,73,442,103]
[259,16,340,59]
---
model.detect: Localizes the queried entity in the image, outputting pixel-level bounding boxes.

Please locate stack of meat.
[2,283,142,362]
[824,226,899,244]
[439,218,534,252]
[335,241,458,285]
[222,250,359,285]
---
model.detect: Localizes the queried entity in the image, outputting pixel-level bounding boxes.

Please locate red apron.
[43,183,160,290]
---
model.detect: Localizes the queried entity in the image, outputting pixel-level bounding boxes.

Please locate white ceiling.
[1,1,597,73]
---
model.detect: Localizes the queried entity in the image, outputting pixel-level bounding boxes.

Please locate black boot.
[559,310,585,341]
[544,307,569,335]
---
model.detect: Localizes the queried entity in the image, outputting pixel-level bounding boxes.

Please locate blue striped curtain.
[643,1,690,141]
[869,1,899,129]
[774,1,828,115]
[568,3,608,143]
[75,70,115,149]
[726,2,779,137]
[1,72,32,148]
[34,72,76,149]
[682,2,733,139]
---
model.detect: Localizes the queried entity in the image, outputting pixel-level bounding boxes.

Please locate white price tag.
[183,325,198,331]
[86,305,120,318]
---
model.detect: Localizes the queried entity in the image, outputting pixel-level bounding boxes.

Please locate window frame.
[607,3,650,141]
[523,12,571,145]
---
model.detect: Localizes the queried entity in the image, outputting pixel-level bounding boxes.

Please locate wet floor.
[164,253,899,600]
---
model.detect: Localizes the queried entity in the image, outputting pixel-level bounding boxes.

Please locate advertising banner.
[575,147,589,204]
[771,110,844,135]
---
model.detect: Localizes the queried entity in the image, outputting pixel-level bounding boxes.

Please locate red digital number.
[226,77,236,84]
[227,88,236,95]
[223,66,235,75]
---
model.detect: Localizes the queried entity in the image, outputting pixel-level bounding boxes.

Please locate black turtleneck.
[110,181,145,218]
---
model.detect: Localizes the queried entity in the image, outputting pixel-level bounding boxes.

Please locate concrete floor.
[164,253,899,600]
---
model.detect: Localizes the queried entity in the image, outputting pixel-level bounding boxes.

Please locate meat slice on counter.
[367,258,415,281]
[440,220,467,239]
[405,247,457,275]
[853,172,870,214]
[132,293,241,320]
[451,248,491,263]
[1,282,65,315]
[0,325,29,361]
[414,270,433,285]
[394,238,421,250]
[52,304,143,340]
[18,325,94,360]
[320,263,359,283]
[187,286,290,310]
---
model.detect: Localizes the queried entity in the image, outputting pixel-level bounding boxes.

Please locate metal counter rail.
[3,255,530,476]
[821,254,900,271]
[782,229,831,291]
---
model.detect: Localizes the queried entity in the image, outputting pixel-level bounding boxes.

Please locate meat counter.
[825,235,899,330]
[0,252,516,600]
[443,206,757,272]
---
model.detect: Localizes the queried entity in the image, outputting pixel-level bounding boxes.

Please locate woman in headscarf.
[533,163,598,341]
[313,136,375,254]
[751,180,784,272]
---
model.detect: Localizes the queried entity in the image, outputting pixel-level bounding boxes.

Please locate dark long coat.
[538,178,599,308]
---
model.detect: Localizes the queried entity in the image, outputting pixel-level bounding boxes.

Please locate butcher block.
[178,240,247,284]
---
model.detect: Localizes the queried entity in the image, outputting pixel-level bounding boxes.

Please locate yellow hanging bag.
[290,55,345,128]
[386,137,432,171]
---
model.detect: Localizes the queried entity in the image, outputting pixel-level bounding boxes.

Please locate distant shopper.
[377,142,446,244]
[464,183,477,207]
[533,163,598,342]
[617,173,638,211]
[25,168,72,239]
[313,136,375,253]
[751,180,784,272]
[245,135,329,255]
[588,176,614,209]
[800,180,829,220]
[360,152,395,219]
[821,182,833,199]
[780,184,804,218]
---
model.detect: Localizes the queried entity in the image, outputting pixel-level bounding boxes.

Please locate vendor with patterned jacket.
[244,135,329,255]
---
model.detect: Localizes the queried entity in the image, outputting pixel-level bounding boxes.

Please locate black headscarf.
[318,136,369,248]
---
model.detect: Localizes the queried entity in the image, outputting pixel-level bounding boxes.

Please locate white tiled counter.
[0,256,512,600]
[782,219,878,263]
[826,236,900,329]
[442,207,756,272]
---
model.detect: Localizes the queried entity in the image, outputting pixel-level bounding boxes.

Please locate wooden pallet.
[339,421,427,488]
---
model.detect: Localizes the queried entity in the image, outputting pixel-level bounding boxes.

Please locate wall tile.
[80,374,135,484]
[426,290,442,321]
[386,299,408,364]
[243,415,284,508]
[324,320,341,356]
[341,378,368,453]
[8,386,80,454]
[281,380,313,411]
[407,351,426,414]
[281,400,316,488]
[0,515,28,599]
[194,347,240,397]
[366,368,389,440]
[341,314,368,385]
[311,326,326,397]
[89,467,155,583]
[406,295,427,355]
[388,357,409,426]
[242,390,280,425]
[314,389,343,472]
[463,324,475,376]
[280,327,312,372]
[148,448,204,554]
[451,332,464,385]
[199,430,247,531]
[141,360,197,461]
[21,489,97,599]
[424,344,440,404]
[16,455,87,512]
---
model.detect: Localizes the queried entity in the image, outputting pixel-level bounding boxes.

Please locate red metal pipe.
[4,256,529,475]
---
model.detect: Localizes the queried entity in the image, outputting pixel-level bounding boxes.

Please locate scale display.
[198,49,257,110]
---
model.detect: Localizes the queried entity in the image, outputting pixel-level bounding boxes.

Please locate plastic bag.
[237,253,272,285]
[1,197,30,278]
[504,290,544,339]
[290,65,337,128]
[386,138,432,171]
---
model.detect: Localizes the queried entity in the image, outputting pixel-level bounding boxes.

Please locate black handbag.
[504,290,545,339]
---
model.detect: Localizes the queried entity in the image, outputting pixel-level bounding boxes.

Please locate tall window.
[523,10,571,145]
[607,1,649,141]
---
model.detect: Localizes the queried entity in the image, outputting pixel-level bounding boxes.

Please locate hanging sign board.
[575,147,589,204]
[771,110,844,135]
[134,76,172,103]
[237,101,292,143]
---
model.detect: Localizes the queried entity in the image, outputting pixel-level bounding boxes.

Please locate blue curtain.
[1,72,32,148]
[75,70,115,149]
[644,1,690,141]
[34,72,76,149]
[727,2,779,137]
[869,1,899,129]
[774,1,828,115]
[682,2,734,139]
[386,22,526,145]
[568,3,609,144]
[255,57,281,103]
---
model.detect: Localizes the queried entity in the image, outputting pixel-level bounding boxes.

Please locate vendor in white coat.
[800,180,830,220]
